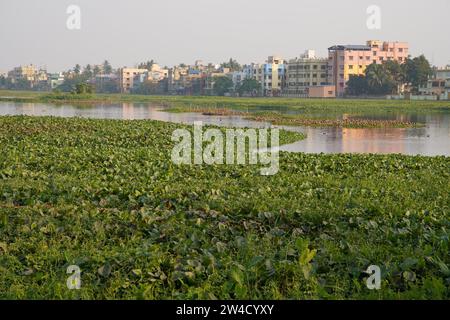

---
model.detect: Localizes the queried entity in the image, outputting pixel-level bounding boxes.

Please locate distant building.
[7,64,48,88]
[229,71,247,91]
[243,63,263,84]
[419,66,450,100]
[168,66,190,94]
[285,50,329,97]
[8,64,38,83]
[204,69,230,95]
[118,68,148,93]
[328,40,409,96]
[261,56,286,96]
[307,85,336,98]
[48,73,65,89]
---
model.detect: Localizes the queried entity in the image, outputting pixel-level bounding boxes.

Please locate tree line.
[346,55,433,96]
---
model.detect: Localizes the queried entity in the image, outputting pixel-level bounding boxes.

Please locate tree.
[221,58,241,72]
[83,64,93,78]
[103,60,113,74]
[346,75,369,96]
[0,75,6,88]
[213,76,233,96]
[73,64,81,75]
[365,63,395,95]
[403,55,433,93]
[96,78,119,93]
[383,60,405,94]
[238,78,261,96]
[57,74,88,92]
[133,80,160,95]
[138,60,155,70]
[75,83,95,94]
[93,65,101,76]
[345,55,433,96]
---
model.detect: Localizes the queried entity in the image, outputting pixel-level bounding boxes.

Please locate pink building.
[308,85,336,98]
[328,40,409,96]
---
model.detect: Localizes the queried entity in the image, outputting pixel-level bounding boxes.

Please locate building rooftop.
[328,45,371,51]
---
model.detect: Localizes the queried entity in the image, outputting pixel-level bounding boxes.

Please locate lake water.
[1,101,449,156]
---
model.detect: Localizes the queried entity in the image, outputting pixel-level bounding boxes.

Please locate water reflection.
[1,101,449,157]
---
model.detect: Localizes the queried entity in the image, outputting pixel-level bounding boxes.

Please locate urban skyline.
[1,0,450,72]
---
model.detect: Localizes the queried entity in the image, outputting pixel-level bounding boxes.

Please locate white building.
[48,73,65,89]
[419,66,450,100]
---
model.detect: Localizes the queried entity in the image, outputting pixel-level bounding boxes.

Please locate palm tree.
[366,63,385,88]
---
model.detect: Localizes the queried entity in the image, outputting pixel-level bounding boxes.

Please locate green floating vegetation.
[0,116,449,300]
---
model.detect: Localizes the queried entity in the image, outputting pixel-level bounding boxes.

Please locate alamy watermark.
[66,5,81,30]
[171,122,280,175]
[366,265,381,290]
[66,265,81,290]
[366,5,381,30]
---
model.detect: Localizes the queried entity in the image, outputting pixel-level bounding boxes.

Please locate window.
[373,51,377,56]
[328,91,333,95]
[366,56,370,60]
[313,65,318,70]
[399,48,404,53]
[349,56,354,61]
[349,65,354,69]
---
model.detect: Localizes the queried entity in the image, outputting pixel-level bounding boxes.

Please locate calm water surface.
[1,101,449,156]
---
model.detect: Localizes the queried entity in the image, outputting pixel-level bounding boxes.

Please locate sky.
[1,0,449,73]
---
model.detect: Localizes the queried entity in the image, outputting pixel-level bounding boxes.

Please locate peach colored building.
[328,40,409,96]
[119,68,148,93]
[307,85,336,98]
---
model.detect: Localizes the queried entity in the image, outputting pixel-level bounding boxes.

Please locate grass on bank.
[1,90,450,114]
[0,116,449,300]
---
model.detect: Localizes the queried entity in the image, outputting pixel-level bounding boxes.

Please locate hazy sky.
[1,0,449,72]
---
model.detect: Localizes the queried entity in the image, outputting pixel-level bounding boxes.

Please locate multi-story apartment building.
[8,64,38,83]
[229,71,247,91]
[261,56,286,96]
[243,63,263,84]
[419,66,450,100]
[167,66,189,94]
[328,40,409,96]
[119,68,148,93]
[285,50,329,97]
[8,64,48,88]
